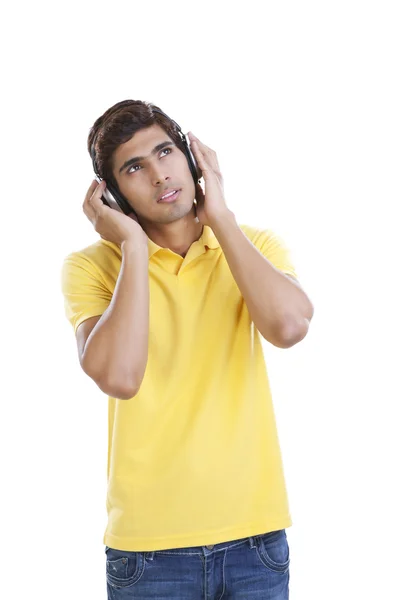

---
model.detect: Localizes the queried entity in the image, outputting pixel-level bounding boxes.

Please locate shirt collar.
[147,225,220,258]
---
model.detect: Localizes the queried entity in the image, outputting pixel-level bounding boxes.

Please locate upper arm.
[244,226,298,281]
[61,250,111,336]
[285,273,301,287]
[76,315,102,368]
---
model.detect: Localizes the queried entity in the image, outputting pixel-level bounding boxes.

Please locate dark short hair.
[87,100,186,185]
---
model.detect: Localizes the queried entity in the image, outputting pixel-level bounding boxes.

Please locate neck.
[141,208,204,257]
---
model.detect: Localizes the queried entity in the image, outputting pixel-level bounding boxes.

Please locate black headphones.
[90,107,202,215]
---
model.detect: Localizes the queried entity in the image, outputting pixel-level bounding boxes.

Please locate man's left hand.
[188,132,232,227]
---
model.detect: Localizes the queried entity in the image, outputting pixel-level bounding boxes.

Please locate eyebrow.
[118,141,175,174]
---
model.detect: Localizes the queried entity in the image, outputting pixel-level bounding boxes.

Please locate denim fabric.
[105,528,290,599]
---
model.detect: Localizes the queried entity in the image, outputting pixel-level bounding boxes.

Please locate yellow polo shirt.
[61,224,298,552]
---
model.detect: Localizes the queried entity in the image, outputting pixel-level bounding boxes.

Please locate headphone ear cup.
[183,147,200,184]
[105,180,134,215]
[181,135,202,184]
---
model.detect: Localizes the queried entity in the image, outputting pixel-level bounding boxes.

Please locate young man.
[61,100,314,599]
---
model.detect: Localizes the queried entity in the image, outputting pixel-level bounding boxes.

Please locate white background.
[1,1,399,598]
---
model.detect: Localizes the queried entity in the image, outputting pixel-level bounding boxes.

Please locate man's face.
[111,124,196,224]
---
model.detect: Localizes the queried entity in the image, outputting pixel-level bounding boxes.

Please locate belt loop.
[248,536,255,549]
[146,551,155,561]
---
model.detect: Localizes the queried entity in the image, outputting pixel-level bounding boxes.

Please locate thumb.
[128,211,139,223]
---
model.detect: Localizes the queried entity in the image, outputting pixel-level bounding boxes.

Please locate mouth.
[157,189,181,203]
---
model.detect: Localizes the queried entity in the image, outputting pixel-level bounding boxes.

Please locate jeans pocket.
[105,546,146,589]
[256,529,290,573]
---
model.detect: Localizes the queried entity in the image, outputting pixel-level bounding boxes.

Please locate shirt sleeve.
[60,251,113,334]
[249,228,298,280]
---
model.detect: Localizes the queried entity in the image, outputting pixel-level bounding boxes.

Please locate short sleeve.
[60,252,112,334]
[244,227,298,280]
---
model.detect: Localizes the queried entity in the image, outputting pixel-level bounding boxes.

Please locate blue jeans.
[105,528,290,599]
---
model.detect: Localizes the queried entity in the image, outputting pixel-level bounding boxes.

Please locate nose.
[150,163,170,186]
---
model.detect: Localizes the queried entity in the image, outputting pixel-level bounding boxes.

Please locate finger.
[189,132,212,155]
[192,140,221,181]
[83,180,100,206]
[190,140,210,173]
[189,133,220,169]
[83,182,97,220]
[88,180,107,214]
[83,180,105,220]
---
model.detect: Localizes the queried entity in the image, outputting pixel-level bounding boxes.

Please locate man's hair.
[87,100,186,186]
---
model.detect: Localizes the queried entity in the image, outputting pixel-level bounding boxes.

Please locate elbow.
[278,316,312,348]
[258,294,314,349]
[260,315,311,349]
[97,375,140,400]
[81,355,143,399]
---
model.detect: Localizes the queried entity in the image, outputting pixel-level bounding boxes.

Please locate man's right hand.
[83,179,148,248]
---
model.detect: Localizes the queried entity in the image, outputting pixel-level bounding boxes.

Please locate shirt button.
[206,545,214,550]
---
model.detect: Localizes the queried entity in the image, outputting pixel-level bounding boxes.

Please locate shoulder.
[238,223,298,279]
[62,239,121,274]
[238,223,286,249]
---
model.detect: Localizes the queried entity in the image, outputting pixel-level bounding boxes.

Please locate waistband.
[120,530,284,560]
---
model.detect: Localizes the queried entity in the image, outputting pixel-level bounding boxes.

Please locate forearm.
[82,240,149,396]
[211,211,314,347]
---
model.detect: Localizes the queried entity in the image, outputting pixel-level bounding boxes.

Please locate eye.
[127,147,173,174]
